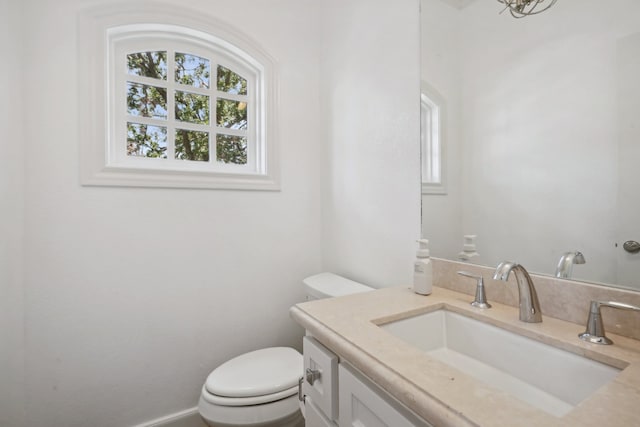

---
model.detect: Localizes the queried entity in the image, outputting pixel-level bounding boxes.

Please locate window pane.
[175,53,210,88]
[127,51,167,80]
[175,129,209,162]
[127,82,167,119]
[216,98,247,130]
[175,91,210,124]
[217,65,247,95]
[127,123,167,158]
[216,134,247,164]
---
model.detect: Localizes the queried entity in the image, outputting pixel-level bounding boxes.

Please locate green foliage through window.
[175,91,210,124]
[124,49,252,167]
[217,98,247,129]
[217,65,247,95]
[216,134,247,164]
[127,82,167,119]
[127,51,167,80]
[175,129,209,161]
[127,123,167,158]
[175,53,210,88]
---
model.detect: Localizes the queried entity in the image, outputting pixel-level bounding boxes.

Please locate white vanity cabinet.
[302,336,339,427]
[302,336,432,427]
[304,395,337,427]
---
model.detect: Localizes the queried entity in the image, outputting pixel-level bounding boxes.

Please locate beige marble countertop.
[290,286,640,427]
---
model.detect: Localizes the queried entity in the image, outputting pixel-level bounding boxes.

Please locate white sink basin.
[380,309,621,417]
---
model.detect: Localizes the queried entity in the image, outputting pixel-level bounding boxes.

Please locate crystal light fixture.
[497,0,558,18]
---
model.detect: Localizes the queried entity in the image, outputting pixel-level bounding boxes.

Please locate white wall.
[320,0,422,288]
[422,0,640,285]
[0,1,25,426]
[20,0,323,426]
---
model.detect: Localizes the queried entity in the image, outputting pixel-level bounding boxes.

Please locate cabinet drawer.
[303,336,339,420]
[339,363,432,427]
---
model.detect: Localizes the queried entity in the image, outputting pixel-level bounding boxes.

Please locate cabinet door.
[305,396,338,427]
[339,363,431,427]
[303,336,339,421]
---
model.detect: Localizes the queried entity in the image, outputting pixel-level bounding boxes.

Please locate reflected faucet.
[493,261,542,323]
[555,251,586,279]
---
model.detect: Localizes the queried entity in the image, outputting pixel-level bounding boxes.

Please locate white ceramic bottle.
[413,239,432,295]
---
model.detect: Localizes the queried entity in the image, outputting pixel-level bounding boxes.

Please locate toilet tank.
[303,272,373,301]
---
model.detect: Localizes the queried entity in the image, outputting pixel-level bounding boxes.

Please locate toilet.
[198,272,373,427]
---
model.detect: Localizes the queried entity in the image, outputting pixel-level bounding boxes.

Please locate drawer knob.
[306,368,321,385]
[623,240,640,254]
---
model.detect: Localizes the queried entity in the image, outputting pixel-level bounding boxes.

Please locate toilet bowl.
[198,273,373,426]
[198,392,302,427]
[198,347,303,427]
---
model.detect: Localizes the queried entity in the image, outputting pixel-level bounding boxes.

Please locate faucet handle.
[457,271,491,309]
[579,300,640,345]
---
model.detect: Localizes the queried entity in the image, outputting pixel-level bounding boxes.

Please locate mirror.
[420,0,640,292]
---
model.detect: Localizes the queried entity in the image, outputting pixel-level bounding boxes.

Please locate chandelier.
[497,0,558,18]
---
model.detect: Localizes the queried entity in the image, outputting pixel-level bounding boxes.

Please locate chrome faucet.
[555,251,586,279]
[493,261,542,323]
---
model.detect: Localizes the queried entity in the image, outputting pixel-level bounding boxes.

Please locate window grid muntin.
[110,29,260,174]
[125,48,244,163]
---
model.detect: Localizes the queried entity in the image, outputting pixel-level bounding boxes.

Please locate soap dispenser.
[458,234,480,262]
[413,239,432,295]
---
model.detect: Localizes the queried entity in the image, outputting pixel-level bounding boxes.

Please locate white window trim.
[78,3,279,190]
[421,82,446,195]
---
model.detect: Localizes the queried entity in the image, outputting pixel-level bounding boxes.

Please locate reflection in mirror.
[421,82,446,195]
[420,0,640,291]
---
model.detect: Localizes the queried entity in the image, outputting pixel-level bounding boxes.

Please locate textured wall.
[0,1,25,426]
[320,0,422,289]
[20,0,323,425]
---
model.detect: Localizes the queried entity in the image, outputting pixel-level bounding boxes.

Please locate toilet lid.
[303,272,373,299]
[205,347,302,398]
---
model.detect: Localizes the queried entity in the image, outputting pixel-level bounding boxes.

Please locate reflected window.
[421,84,446,194]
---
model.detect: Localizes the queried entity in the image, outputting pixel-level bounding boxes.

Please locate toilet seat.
[201,384,299,406]
[202,347,304,406]
[205,347,302,400]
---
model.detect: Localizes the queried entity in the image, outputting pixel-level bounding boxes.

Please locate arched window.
[79,7,278,190]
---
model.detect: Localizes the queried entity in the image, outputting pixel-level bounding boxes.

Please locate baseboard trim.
[132,407,206,427]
